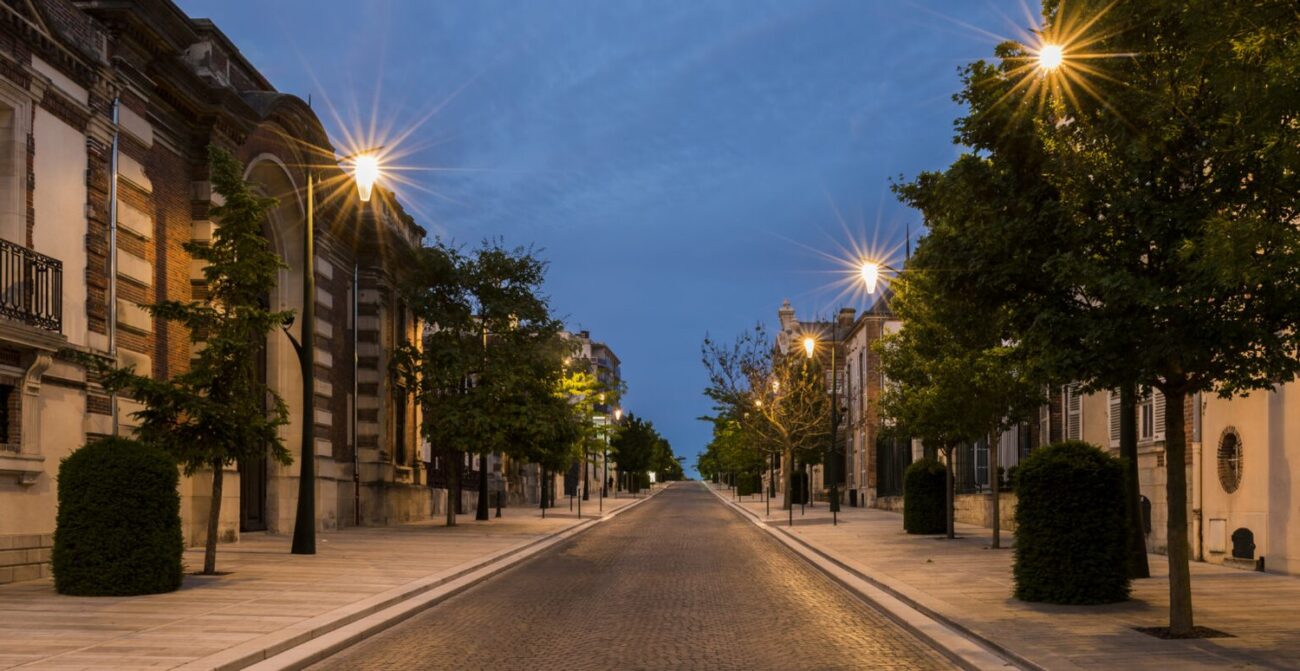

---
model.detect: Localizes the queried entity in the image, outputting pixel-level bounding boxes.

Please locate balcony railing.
[0,239,62,332]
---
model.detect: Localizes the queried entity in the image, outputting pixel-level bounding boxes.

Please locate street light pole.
[291,153,380,555]
[829,316,840,526]
[290,172,316,555]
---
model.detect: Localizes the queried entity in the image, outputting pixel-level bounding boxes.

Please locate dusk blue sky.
[177,0,1034,476]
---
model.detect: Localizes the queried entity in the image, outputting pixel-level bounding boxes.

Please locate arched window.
[1217,427,1242,494]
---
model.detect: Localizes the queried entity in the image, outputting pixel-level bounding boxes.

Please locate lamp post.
[290,151,381,556]
[602,408,620,512]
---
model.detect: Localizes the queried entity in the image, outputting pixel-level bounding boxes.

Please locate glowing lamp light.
[803,337,816,359]
[353,153,381,202]
[614,408,622,421]
[1038,44,1064,71]
[860,262,880,294]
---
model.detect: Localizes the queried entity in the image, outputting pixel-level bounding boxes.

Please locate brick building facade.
[0,0,428,584]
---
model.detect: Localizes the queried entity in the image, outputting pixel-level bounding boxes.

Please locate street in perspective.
[2,1,1300,670]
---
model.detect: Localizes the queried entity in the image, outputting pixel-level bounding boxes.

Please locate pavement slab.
[0,495,648,671]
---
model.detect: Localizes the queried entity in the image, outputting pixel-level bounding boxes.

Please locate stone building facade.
[840,295,897,508]
[0,0,427,585]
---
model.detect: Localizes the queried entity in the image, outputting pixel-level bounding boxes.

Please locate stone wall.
[874,493,1018,532]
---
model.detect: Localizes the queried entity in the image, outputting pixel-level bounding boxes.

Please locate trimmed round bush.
[903,458,946,534]
[54,437,184,596]
[1013,440,1129,604]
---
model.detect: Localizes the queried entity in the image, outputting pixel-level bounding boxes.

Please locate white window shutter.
[1107,389,1121,449]
[1153,387,1167,442]
[1066,383,1083,441]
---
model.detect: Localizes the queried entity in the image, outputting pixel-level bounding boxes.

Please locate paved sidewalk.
[0,492,652,671]
[710,483,1300,670]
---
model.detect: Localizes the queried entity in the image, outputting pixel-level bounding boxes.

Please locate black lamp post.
[290,152,380,555]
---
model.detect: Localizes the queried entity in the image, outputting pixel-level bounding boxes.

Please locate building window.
[0,88,31,244]
[0,383,11,443]
[1140,392,1154,440]
[1217,427,1242,494]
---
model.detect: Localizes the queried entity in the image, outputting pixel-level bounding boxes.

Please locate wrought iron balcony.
[0,239,62,332]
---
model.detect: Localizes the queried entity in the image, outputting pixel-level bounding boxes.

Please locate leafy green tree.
[891,26,1153,575]
[509,336,583,512]
[653,440,684,482]
[611,414,666,493]
[392,240,562,525]
[900,0,1300,634]
[559,364,622,500]
[879,236,1044,547]
[99,146,291,574]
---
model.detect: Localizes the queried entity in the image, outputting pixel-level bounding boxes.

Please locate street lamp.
[1038,44,1065,72]
[602,407,620,511]
[860,262,879,295]
[289,150,381,556]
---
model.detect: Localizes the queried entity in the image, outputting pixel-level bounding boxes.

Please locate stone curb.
[703,483,1028,671]
[209,485,667,671]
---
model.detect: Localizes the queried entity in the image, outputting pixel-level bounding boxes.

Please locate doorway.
[239,328,270,532]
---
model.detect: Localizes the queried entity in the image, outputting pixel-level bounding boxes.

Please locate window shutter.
[1107,389,1121,449]
[1066,383,1083,441]
[1152,387,1167,442]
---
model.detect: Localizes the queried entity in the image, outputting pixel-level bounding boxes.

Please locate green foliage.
[902,458,946,535]
[874,273,1042,460]
[612,413,668,483]
[392,239,565,463]
[896,0,1300,632]
[1013,441,1129,605]
[53,438,183,595]
[736,473,761,496]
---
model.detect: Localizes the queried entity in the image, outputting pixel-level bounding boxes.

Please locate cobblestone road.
[311,483,949,670]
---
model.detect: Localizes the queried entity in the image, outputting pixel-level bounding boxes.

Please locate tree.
[558,365,622,501]
[701,324,829,509]
[902,0,1300,634]
[99,146,291,574]
[508,335,583,513]
[392,240,563,524]
[653,440,684,482]
[610,414,665,493]
[874,276,1036,539]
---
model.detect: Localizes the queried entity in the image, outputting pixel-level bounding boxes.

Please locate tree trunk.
[476,452,490,520]
[1164,386,1193,635]
[582,450,590,501]
[989,430,1000,549]
[446,450,458,527]
[944,446,955,540]
[204,458,223,575]
[1121,382,1150,578]
[782,447,793,510]
[539,466,547,509]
